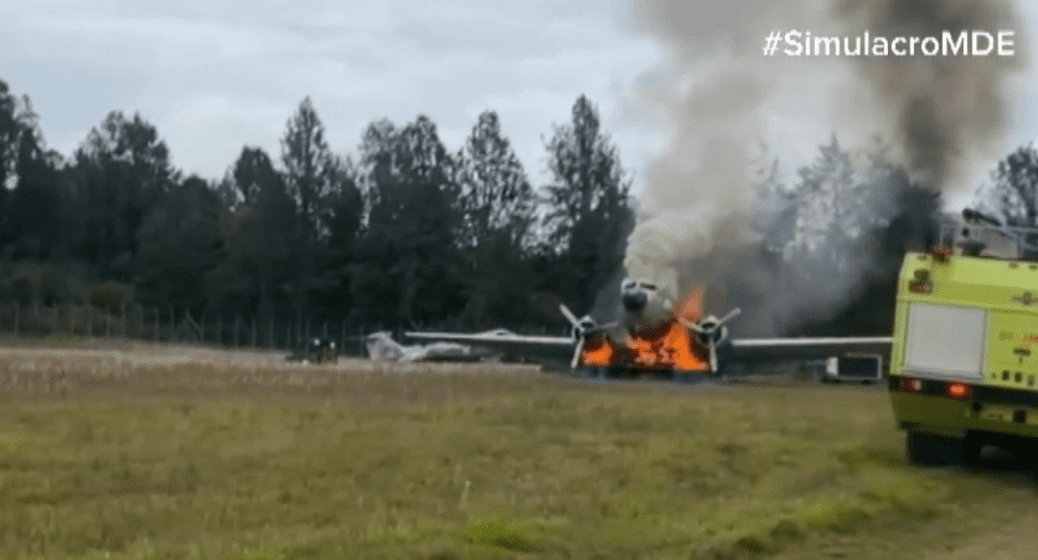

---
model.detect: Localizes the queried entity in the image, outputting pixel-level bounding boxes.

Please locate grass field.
[0,341,1035,559]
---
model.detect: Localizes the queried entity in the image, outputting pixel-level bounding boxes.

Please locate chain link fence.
[0,301,370,357]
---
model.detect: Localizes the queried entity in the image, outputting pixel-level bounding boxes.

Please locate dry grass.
[0,342,1031,559]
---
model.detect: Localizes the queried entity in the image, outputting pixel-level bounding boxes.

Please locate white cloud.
[0,0,662,187]
[1,0,1034,205]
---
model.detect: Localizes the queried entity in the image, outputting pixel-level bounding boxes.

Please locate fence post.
[200,312,207,345]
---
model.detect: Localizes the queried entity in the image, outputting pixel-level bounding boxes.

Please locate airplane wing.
[729,336,893,362]
[404,331,575,361]
[398,342,482,363]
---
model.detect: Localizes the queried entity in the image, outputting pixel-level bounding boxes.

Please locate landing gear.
[576,367,612,380]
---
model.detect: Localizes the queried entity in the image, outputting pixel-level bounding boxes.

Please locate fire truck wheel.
[961,434,983,467]
[906,431,964,465]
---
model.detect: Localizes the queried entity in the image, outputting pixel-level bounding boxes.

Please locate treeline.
[0,78,633,332]
[749,138,1038,336]
[6,73,1031,338]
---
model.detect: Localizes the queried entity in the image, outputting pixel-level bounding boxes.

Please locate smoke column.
[836,0,1023,189]
[623,0,1025,334]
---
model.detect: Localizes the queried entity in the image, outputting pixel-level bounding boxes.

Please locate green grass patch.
[0,352,1024,559]
[462,518,538,552]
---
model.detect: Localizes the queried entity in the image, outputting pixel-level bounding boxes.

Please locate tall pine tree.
[540,95,635,314]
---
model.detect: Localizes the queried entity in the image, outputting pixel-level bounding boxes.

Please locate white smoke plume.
[623,0,1026,334]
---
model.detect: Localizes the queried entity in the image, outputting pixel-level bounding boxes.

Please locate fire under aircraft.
[404,279,892,379]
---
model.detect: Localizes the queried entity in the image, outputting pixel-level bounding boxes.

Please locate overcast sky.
[2,0,1037,210]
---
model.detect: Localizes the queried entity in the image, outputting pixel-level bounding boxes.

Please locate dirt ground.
[929,516,1038,560]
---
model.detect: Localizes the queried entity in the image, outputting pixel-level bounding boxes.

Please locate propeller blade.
[677,318,705,334]
[584,321,618,335]
[709,338,719,374]
[718,308,742,326]
[559,304,581,328]
[571,336,586,370]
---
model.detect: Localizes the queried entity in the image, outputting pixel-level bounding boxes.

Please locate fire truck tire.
[906,431,964,465]
[961,434,983,467]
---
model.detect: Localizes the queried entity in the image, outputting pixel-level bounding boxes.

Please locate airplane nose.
[622,291,647,312]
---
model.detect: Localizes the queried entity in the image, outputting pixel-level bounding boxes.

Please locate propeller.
[559,303,582,335]
[559,304,618,370]
[680,308,742,374]
[559,304,617,339]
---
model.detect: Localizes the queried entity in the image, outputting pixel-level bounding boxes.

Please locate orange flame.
[676,284,706,323]
[581,337,614,366]
[579,284,709,372]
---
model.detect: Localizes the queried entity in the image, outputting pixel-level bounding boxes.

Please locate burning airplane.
[405,278,892,379]
[575,281,725,375]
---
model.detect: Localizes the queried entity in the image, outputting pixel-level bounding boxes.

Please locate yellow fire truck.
[889,212,1038,464]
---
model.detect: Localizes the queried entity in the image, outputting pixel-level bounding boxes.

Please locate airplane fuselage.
[619,278,676,334]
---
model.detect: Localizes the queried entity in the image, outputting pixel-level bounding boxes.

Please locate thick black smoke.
[836,0,1023,189]
[622,0,1026,334]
